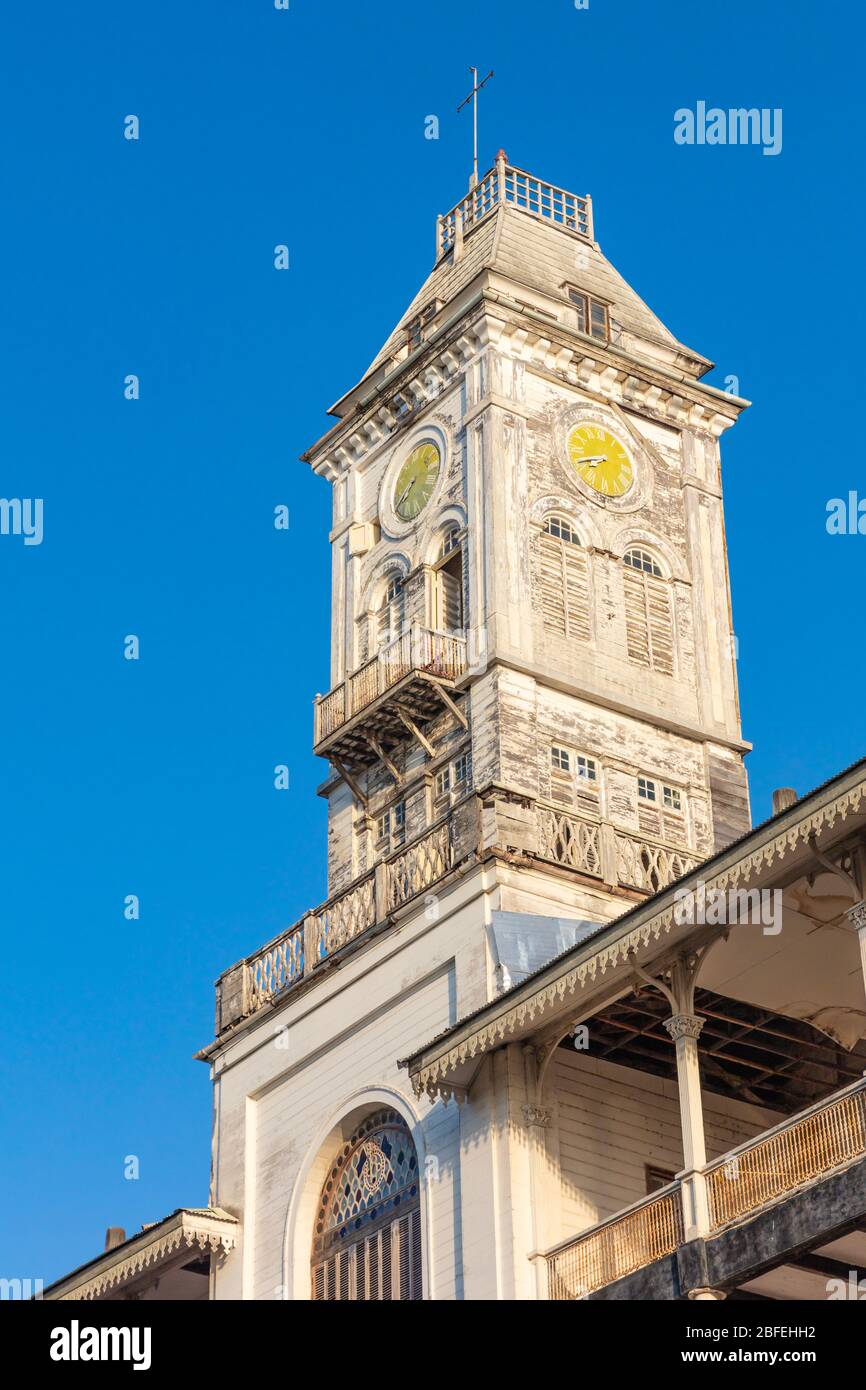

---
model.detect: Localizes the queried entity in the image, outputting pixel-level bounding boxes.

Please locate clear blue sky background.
[1,0,863,1286]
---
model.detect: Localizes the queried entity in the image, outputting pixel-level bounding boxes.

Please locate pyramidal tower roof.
[321,153,714,429]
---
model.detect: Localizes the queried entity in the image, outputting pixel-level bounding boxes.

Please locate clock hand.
[581,454,608,467]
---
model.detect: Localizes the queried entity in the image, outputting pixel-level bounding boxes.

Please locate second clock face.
[393,442,441,521]
[567,423,634,497]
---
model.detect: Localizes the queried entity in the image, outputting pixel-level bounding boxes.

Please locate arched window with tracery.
[539,514,591,642]
[622,546,675,675]
[311,1109,422,1301]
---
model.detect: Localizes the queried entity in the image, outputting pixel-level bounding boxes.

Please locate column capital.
[664,1013,705,1042]
[522,1104,552,1128]
[846,901,866,932]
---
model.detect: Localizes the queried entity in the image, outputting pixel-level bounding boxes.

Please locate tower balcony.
[313,624,468,770]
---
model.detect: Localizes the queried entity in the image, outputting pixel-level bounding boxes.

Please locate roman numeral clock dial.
[393,442,441,521]
[567,424,634,498]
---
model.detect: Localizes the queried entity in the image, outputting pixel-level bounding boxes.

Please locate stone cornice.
[302,292,748,482]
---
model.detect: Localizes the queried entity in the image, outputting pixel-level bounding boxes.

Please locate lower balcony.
[544,1078,866,1300]
[214,817,457,1035]
[313,625,467,770]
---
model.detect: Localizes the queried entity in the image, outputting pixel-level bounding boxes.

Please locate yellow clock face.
[393,442,441,521]
[567,423,634,497]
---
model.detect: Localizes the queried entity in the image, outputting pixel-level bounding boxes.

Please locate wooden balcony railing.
[536,806,697,896]
[313,626,467,749]
[546,1184,684,1300]
[705,1077,866,1233]
[215,818,456,1035]
[614,830,698,895]
[537,807,602,877]
[545,1078,866,1298]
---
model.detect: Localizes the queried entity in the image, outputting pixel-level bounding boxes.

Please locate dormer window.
[567,287,609,343]
[405,301,439,352]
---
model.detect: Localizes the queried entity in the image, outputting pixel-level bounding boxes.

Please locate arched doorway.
[310,1108,422,1300]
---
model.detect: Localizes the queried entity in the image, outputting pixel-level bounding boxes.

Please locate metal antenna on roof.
[457,67,494,190]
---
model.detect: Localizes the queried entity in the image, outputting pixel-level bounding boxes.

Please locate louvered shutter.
[563,545,590,641]
[437,568,463,632]
[551,764,574,806]
[380,1224,392,1300]
[367,1232,379,1300]
[540,530,568,637]
[397,1215,412,1300]
[646,575,674,675]
[623,567,651,666]
[338,1249,351,1300]
[638,802,662,838]
[623,566,674,675]
[411,1206,422,1299]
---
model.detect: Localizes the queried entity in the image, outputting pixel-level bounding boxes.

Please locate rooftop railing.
[436,154,593,259]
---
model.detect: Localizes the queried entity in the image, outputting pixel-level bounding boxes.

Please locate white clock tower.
[305,150,750,936]
[202,153,753,1302]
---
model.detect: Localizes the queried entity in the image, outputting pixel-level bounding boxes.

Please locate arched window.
[622,547,674,675]
[311,1109,422,1301]
[433,527,464,633]
[539,515,590,641]
[377,574,405,648]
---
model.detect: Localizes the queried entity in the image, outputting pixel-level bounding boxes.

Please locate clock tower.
[199,151,756,1305]
[304,151,751,945]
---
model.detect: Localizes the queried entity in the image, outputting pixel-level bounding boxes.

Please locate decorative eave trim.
[406,774,866,1100]
[45,1209,238,1302]
[304,287,749,481]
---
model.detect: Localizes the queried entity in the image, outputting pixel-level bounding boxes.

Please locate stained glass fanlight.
[311,1109,422,1300]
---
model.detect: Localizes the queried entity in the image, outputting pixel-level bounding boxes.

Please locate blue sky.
[1,0,863,1286]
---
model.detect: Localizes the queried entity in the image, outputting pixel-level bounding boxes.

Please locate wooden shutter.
[540,530,590,641]
[540,530,567,637]
[410,1207,422,1298]
[377,588,403,648]
[646,575,674,675]
[380,1224,392,1300]
[394,1210,423,1300]
[623,569,674,675]
[437,568,462,632]
[551,762,574,806]
[563,545,591,641]
[623,567,651,666]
